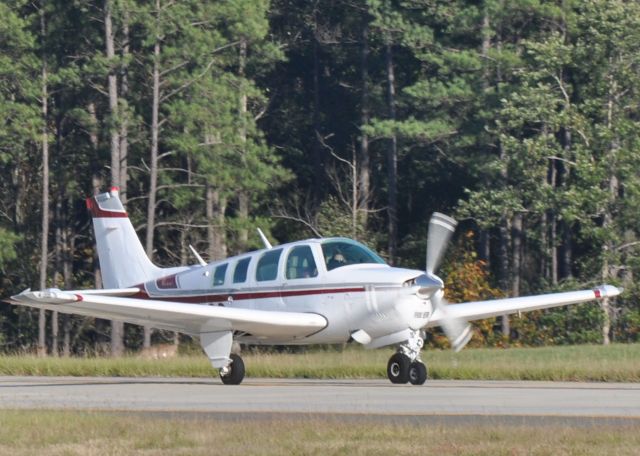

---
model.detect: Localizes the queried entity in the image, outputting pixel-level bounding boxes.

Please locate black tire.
[408,361,427,385]
[387,353,410,384]
[220,353,245,385]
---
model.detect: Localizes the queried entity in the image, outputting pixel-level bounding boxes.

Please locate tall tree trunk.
[560,222,572,278]
[559,132,572,279]
[146,2,160,258]
[206,185,227,261]
[105,0,120,188]
[385,42,398,265]
[601,222,613,345]
[311,21,323,202]
[52,199,64,357]
[558,4,573,282]
[238,193,249,250]
[498,137,510,338]
[143,1,162,350]
[495,13,511,340]
[600,69,620,346]
[105,0,124,356]
[358,25,370,226]
[88,102,103,290]
[511,213,523,297]
[119,8,130,204]
[237,38,249,251]
[38,7,49,357]
[498,219,511,338]
[479,7,492,267]
[548,158,558,285]
[540,212,548,278]
[62,194,74,357]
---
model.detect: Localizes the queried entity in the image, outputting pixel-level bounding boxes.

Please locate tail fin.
[86,188,161,288]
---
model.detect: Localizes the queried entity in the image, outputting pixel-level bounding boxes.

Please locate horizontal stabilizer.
[9,288,141,306]
[11,289,81,305]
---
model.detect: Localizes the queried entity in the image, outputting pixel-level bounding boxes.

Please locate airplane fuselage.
[134,238,433,345]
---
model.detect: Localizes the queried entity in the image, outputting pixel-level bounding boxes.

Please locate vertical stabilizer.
[86,188,161,288]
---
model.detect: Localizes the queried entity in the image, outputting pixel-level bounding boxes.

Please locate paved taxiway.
[0,376,638,425]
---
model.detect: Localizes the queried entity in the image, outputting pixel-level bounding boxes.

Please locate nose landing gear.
[386,330,428,385]
[408,360,427,385]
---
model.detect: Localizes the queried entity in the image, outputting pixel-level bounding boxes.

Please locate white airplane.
[7,188,621,385]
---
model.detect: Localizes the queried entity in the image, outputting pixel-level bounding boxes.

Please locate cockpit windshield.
[321,239,386,271]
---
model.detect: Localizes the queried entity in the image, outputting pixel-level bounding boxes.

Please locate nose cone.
[415,274,444,298]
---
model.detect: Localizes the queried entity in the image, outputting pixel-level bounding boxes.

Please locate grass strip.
[0,410,638,455]
[0,343,638,382]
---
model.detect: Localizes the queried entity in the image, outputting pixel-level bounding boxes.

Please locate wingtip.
[596,284,623,298]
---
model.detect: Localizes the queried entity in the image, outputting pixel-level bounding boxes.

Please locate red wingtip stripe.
[110,186,119,192]
[74,294,84,302]
[594,289,602,299]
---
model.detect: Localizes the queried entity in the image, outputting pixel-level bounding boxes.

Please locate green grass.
[0,410,638,455]
[0,343,638,382]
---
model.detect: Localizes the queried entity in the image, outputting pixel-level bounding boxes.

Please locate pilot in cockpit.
[327,251,347,270]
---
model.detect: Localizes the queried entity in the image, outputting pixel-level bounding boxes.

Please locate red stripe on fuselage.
[132,286,366,303]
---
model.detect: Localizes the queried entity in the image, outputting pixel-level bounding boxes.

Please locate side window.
[213,263,228,286]
[233,258,251,283]
[256,249,283,282]
[286,246,318,280]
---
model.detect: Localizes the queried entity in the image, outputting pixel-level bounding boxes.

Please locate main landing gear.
[200,331,245,385]
[219,353,245,385]
[386,330,428,385]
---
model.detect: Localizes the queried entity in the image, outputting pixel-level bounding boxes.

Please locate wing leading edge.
[8,290,327,339]
[426,284,621,328]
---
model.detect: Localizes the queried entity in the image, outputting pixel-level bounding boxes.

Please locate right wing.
[8,289,327,339]
[426,284,621,327]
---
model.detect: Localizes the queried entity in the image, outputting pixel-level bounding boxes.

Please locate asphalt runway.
[1,376,638,426]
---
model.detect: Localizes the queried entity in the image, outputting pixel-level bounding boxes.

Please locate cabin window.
[233,258,251,283]
[156,274,177,289]
[256,248,283,281]
[286,246,318,279]
[213,263,228,286]
[322,239,386,271]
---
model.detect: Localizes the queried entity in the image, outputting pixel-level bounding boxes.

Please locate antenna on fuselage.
[257,228,273,249]
[188,244,207,267]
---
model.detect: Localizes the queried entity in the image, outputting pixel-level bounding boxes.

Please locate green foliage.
[435,231,504,349]
[0,228,19,266]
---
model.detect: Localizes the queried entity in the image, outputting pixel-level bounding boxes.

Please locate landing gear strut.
[386,330,427,385]
[219,353,245,385]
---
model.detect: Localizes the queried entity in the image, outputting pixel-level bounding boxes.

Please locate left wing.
[7,290,327,339]
[426,284,621,327]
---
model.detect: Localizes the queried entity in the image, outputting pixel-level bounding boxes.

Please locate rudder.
[86,188,161,288]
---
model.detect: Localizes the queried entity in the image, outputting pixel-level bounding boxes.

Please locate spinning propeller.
[424,212,472,352]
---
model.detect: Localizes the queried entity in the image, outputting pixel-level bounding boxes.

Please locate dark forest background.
[1,0,639,355]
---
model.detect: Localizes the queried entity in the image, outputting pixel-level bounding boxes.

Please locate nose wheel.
[408,360,427,385]
[386,330,428,385]
[387,353,411,383]
[387,354,427,385]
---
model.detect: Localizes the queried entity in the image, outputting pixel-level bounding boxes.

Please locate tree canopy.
[1,0,639,354]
